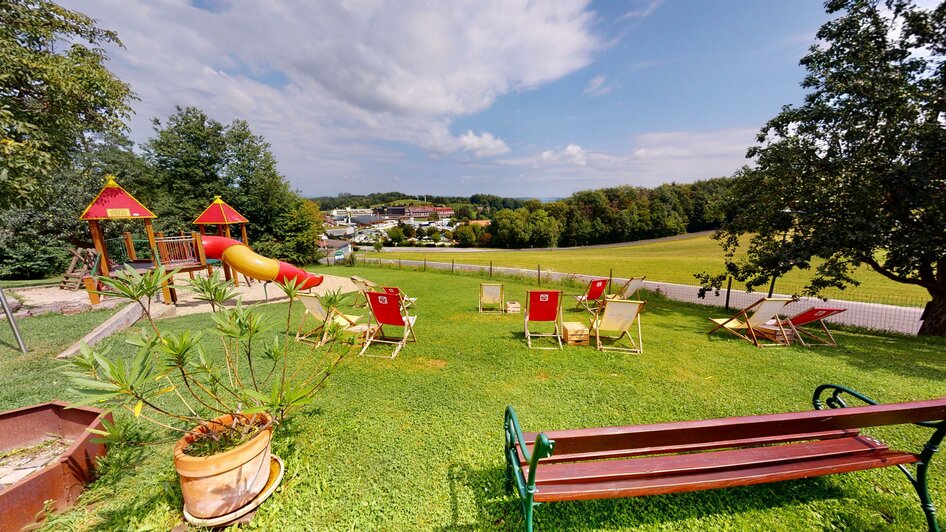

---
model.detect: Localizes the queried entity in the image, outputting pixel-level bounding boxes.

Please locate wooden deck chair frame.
[295,294,362,347]
[591,299,645,354]
[382,286,418,309]
[350,276,377,307]
[573,278,609,314]
[525,290,563,350]
[608,276,646,301]
[359,292,417,359]
[782,307,847,347]
[707,297,793,348]
[479,283,505,313]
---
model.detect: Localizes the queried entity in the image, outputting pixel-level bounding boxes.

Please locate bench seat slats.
[517,428,861,465]
[527,436,887,484]
[532,449,919,503]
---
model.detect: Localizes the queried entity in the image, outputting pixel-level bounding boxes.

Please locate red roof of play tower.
[80,176,156,220]
[194,196,249,225]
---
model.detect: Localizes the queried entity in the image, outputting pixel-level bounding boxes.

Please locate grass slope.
[374,234,929,306]
[0,266,943,530]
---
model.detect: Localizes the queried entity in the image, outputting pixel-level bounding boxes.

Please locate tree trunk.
[918,290,946,337]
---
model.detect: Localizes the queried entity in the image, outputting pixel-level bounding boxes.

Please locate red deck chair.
[382,286,418,309]
[573,278,609,313]
[525,290,563,349]
[360,291,417,359]
[764,307,847,346]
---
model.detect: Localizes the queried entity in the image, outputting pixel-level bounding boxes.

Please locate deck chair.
[525,290,563,349]
[350,276,378,307]
[360,291,417,359]
[763,307,847,346]
[382,286,418,309]
[708,297,793,347]
[591,299,646,353]
[295,294,363,347]
[607,276,646,301]
[479,283,505,313]
[573,278,609,313]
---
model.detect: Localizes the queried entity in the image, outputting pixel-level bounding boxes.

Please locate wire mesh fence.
[356,256,927,336]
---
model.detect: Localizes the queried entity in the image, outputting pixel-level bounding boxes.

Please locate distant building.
[330,207,374,217]
[325,226,355,238]
[405,206,454,218]
[318,237,353,263]
[375,205,407,216]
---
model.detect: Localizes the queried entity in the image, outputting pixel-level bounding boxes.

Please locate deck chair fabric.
[607,276,646,301]
[350,276,378,307]
[479,283,505,313]
[295,294,363,346]
[382,286,418,309]
[574,278,610,313]
[591,299,645,353]
[360,291,417,359]
[763,307,847,346]
[525,290,563,349]
[708,297,793,347]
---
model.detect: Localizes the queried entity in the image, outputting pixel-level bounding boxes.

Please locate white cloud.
[458,131,510,157]
[620,0,664,20]
[60,0,601,192]
[541,143,588,166]
[582,74,612,96]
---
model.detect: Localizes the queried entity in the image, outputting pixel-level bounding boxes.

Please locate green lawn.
[0,273,62,289]
[1,266,944,530]
[372,233,929,306]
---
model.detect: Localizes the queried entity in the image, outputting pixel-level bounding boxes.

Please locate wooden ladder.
[59,248,96,291]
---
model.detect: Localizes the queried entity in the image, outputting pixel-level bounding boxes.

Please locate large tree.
[0,0,132,209]
[711,0,946,335]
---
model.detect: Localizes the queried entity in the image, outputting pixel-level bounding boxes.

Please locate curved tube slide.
[201,236,323,290]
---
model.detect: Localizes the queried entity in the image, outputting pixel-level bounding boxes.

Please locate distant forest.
[315,177,733,249]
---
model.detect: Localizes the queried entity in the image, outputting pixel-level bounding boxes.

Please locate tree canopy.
[708,0,946,335]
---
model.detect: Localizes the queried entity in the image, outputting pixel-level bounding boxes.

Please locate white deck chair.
[295,294,363,347]
[591,299,645,353]
[479,283,505,313]
[350,276,378,307]
[607,276,646,301]
[708,297,793,347]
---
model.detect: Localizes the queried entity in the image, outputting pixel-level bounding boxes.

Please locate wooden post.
[198,225,206,236]
[537,264,541,286]
[490,260,493,279]
[241,223,248,245]
[608,268,613,294]
[452,258,455,273]
[224,224,232,239]
[123,232,136,261]
[89,220,110,277]
[725,276,733,311]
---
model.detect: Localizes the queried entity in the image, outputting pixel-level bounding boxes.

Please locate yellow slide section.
[221,244,280,280]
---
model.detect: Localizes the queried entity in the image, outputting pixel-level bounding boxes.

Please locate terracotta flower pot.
[173,413,273,519]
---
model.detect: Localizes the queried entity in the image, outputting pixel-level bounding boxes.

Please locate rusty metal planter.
[0,401,109,530]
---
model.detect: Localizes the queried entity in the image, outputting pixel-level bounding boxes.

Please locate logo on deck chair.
[594,281,605,288]
[539,294,549,302]
[378,296,389,305]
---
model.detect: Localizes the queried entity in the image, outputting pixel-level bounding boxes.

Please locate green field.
[372,233,929,306]
[1,266,944,530]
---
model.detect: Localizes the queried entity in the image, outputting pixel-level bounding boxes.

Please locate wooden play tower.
[193,196,249,285]
[80,176,208,304]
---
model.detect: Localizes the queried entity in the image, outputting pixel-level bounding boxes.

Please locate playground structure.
[194,196,249,286]
[79,177,322,305]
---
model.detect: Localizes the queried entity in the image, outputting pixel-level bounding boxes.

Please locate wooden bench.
[504,385,946,531]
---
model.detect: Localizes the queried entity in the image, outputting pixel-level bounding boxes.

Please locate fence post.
[725,276,733,311]
[490,260,493,279]
[608,268,613,293]
[399,259,402,270]
[452,258,455,274]
[538,264,541,286]
[424,258,427,272]
[768,276,776,298]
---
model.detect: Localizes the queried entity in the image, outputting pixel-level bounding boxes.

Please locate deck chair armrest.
[330,307,358,326]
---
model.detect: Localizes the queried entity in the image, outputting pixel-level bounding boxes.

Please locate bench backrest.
[541,398,946,456]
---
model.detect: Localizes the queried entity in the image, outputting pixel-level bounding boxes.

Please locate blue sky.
[64,1,832,198]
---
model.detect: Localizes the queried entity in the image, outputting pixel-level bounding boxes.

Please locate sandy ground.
[10,271,360,319]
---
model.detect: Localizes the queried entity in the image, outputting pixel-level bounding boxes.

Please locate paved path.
[378,231,716,253]
[361,257,923,335]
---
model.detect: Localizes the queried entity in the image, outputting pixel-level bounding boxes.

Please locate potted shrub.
[65,267,351,520]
